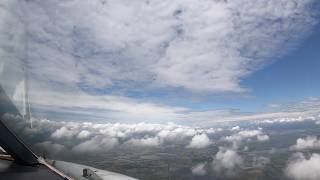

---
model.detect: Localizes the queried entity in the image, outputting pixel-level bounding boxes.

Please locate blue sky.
[243,23,320,111]
[122,23,320,113]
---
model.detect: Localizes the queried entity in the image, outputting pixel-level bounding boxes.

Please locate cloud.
[77,130,92,139]
[29,89,187,123]
[51,127,76,140]
[124,137,160,147]
[191,163,207,176]
[72,136,119,154]
[231,126,241,131]
[285,153,320,180]
[286,97,320,112]
[259,115,318,124]
[1,0,319,98]
[16,117,219,155]
[257,135,270,142]
[30,94,320,126]
[213,147,243,177]
[290,136,320,150]
[187,134,211,149]
[185,108,320,126]
[1,0,320,128]
[224,129,269,149]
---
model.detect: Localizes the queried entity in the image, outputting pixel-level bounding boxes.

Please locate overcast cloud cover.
[17,0,318,93]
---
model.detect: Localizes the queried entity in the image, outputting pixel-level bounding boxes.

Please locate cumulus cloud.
[51,127,76,140]
[187,134,211,149]
[285,153,320,180]
[213,148,243,177]
[77,130,92,139]
[15,117,219,155]
[290,136,320,150]
[191,163,207,176]
[224,129,269,149]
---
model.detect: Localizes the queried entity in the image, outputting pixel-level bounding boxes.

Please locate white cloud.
[17,117,219,154]
[157,126,198,142]
[77,130,92,139]
[231,126,241,131]
[30,94,320,125]
[259,115,318,124]
[213,147,243,177]
[1,0,320,128]
[191,163,207,176]
[1,0,318,99]
[185,109,320,126]
[29,90,187,123]
[257,135,270,142]
[72,136,119,154]
[285,153,320,180]
[224,129,269,149]
[51,126,76,139]
[290,136,320,150]
[187,134,211,149]
[124,137,160,147]
[237,129,262,138]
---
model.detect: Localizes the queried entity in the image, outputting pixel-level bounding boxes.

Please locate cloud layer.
[1,0,320,128]
[1,0,319,97]
[10,116,220,155]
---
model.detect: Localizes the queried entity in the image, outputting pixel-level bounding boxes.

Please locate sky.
[1,0,320,126]
[243,25,320,111]
[3,2,320,179]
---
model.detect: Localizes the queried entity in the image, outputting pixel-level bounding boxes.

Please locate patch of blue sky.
[242,23,320,109]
